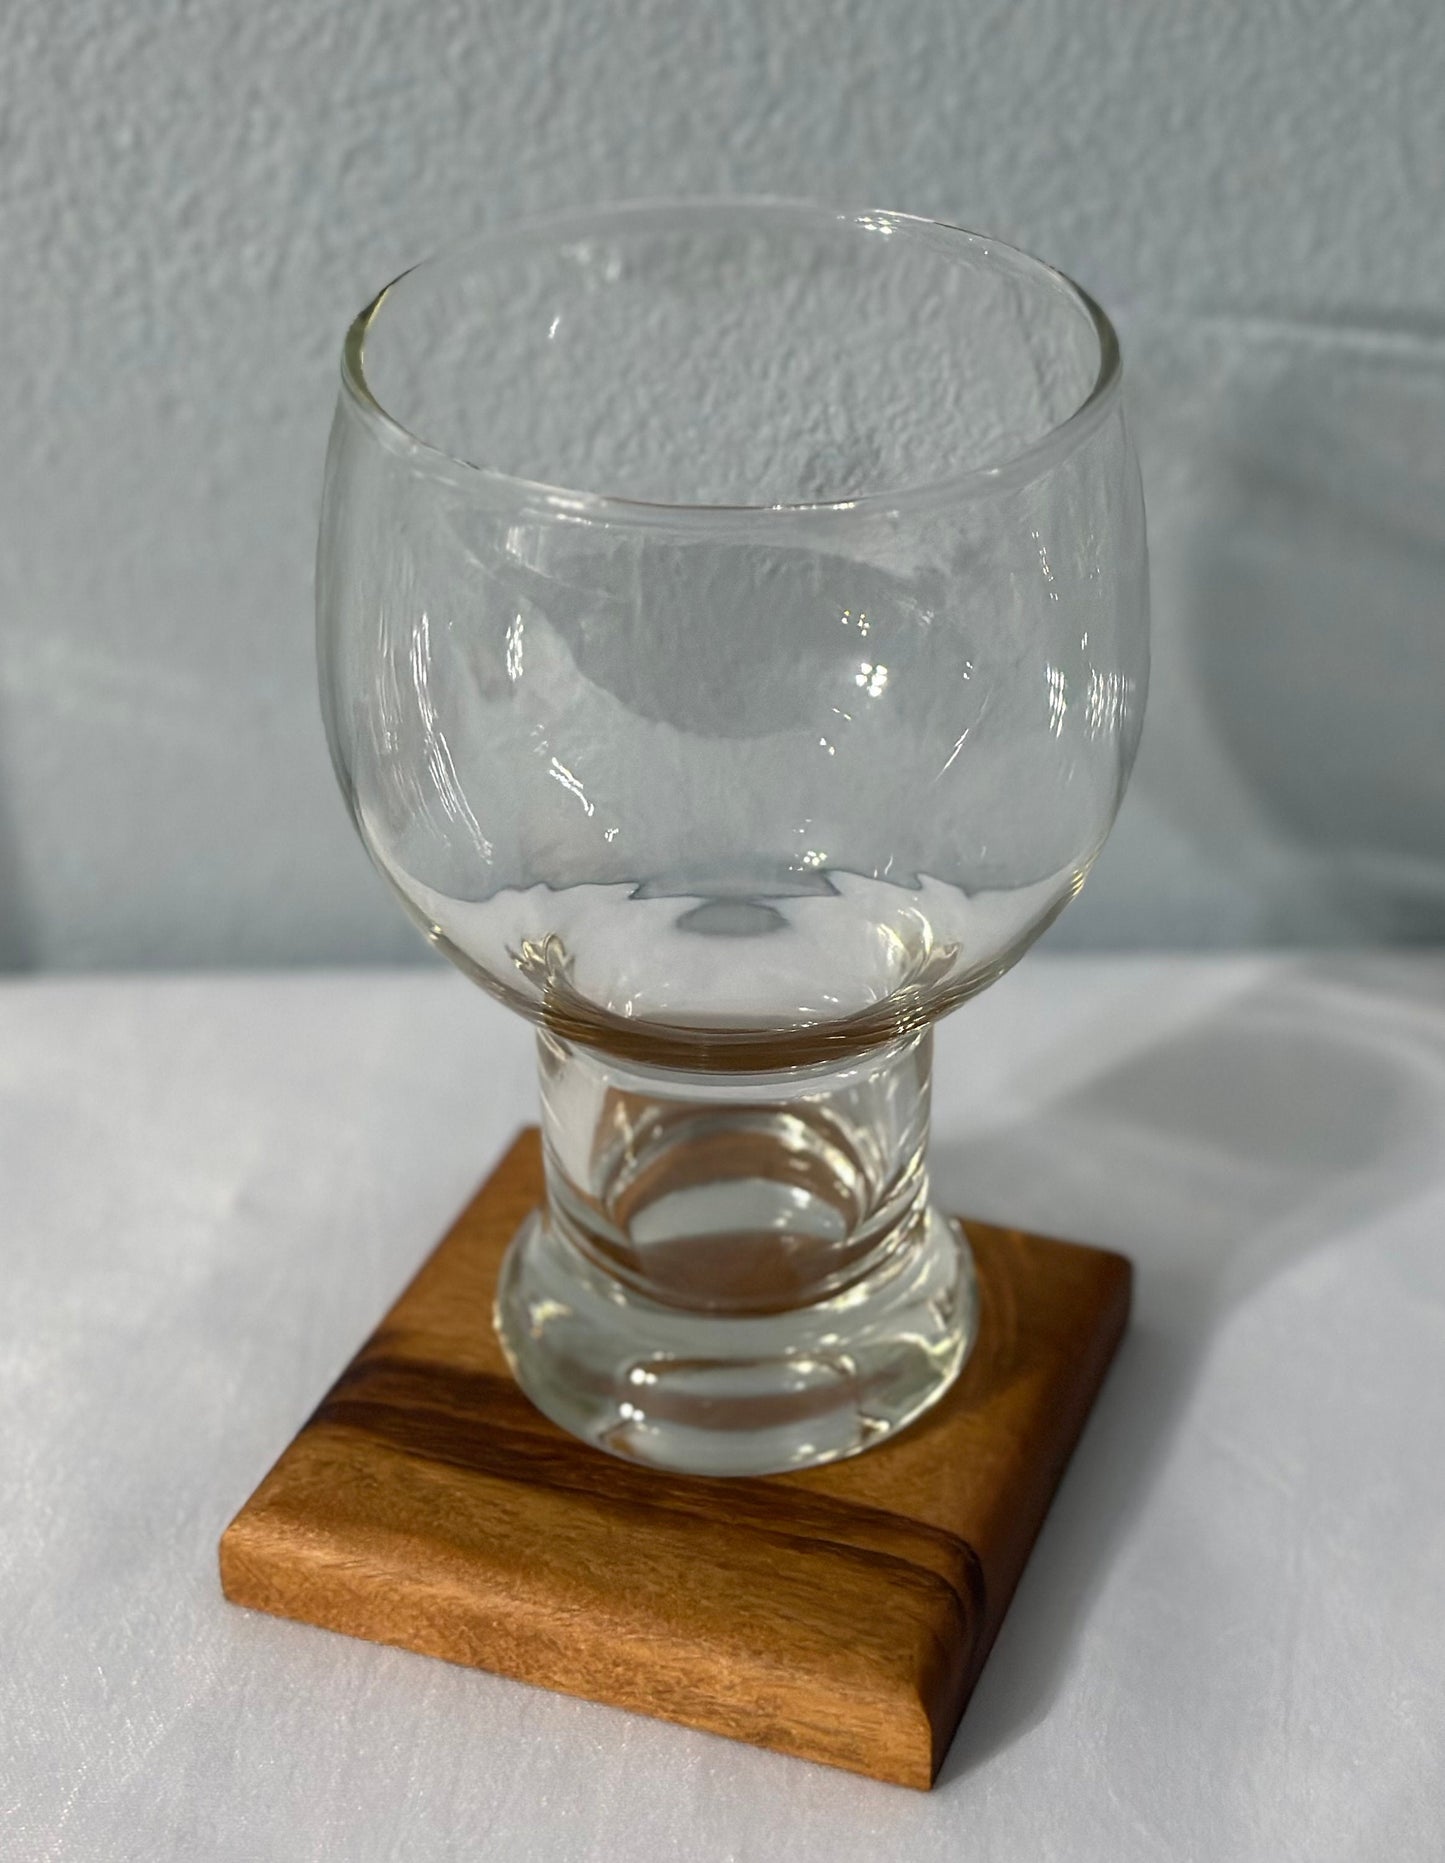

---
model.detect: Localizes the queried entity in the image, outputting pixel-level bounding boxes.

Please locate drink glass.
[317,201,1148,1476]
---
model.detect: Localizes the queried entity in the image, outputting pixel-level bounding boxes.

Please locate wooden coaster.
[221,1129,1129,1789]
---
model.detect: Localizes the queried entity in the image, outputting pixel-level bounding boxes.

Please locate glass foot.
[495,1201,977,1477]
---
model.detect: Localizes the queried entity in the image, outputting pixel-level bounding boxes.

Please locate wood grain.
[220,1128,1130,1789]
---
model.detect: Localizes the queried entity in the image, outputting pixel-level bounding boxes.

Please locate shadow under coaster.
[220,1129,1130,1789]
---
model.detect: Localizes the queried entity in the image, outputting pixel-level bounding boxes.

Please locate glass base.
[495,1201,977,1477]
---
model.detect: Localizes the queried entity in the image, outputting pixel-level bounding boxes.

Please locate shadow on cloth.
[932,954,1445,1779]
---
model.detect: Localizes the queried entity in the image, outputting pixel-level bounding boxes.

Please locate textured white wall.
[2,0,1443,967]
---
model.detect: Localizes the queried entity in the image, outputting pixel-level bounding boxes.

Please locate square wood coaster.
[220,1128,1130,1789]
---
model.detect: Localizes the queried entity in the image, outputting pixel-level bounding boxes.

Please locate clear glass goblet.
[317,201,1148,1476]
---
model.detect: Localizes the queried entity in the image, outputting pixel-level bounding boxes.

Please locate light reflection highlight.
[548,756,595,816]
[409,611,493,858]
[1045,663,1068,737]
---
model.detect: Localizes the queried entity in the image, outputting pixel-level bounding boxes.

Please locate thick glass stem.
[495,1028,976,1475]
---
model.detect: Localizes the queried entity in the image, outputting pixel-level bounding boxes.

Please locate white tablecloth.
[4,956,1444,1861]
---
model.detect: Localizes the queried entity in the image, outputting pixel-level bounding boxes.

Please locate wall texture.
[2,0,1442,968]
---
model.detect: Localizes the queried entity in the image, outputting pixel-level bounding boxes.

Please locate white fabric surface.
[3,957,1444,1861]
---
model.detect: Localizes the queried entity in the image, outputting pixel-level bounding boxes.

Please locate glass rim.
[340,197,1123,522]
